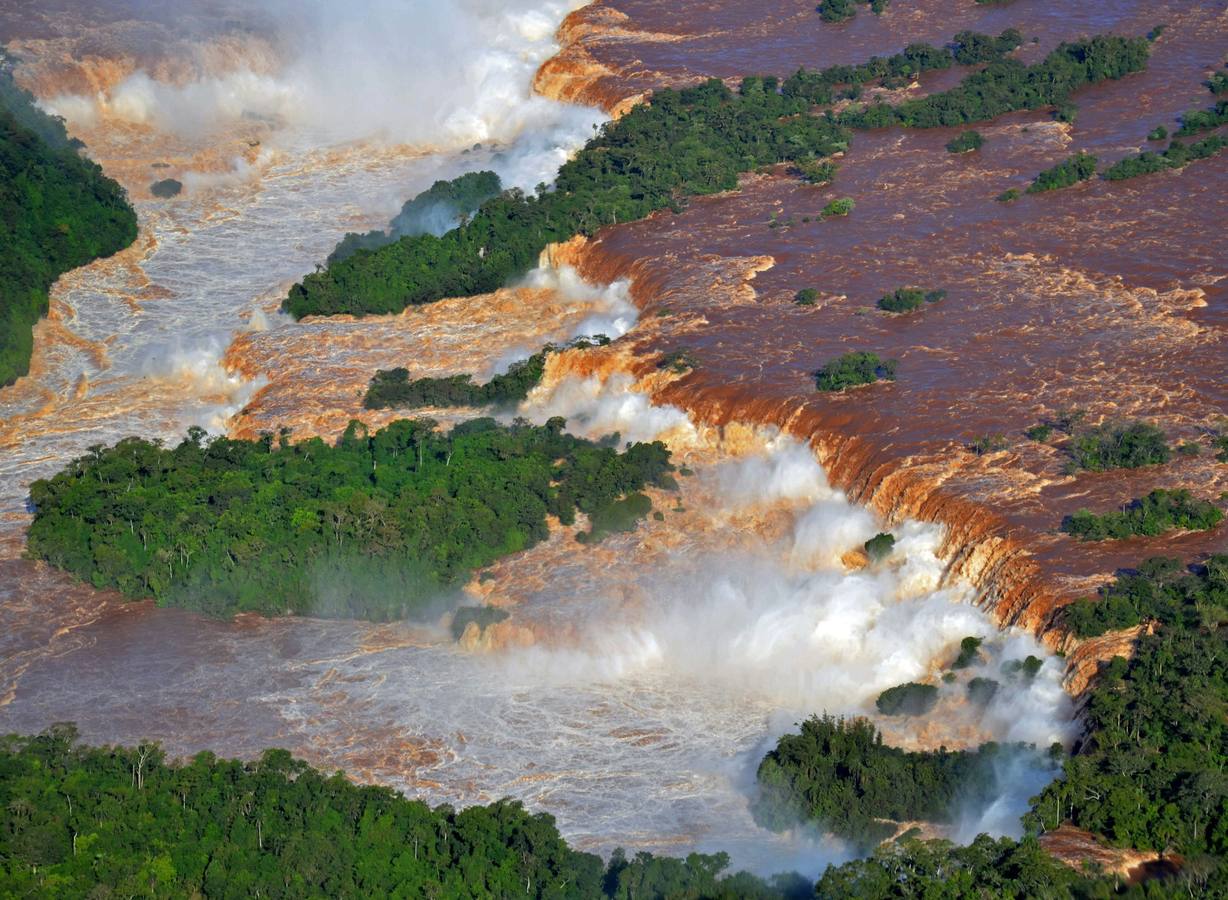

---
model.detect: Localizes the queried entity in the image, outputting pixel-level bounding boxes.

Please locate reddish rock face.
[541,0,1228,641]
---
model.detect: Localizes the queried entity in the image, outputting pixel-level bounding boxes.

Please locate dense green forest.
[0,66,138,386]
[327,171,502,266]
[753,716,1019,848]
[837,35,1149,129]
[283,30,1033,320]
[0,727,800,899]
[284,77,850,318]
[26,418,674,619]
[1030,557,1228,862]
[1062,488,1223,541]
[1065,421,1170,472]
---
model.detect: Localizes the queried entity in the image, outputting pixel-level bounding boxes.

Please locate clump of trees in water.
[817,0,889,23]
[753,715,1023,848]
[1065,420,1170,471]
[946,130,984,153]
[875,681,939,716]
[284,78,850,318]
[0,67,138,387]
[327,170,502,266]
[837,35,1149,129]
[1027,151,1098,193]
[863,531,895,561]
[364,337,606,411]
[814,352,897,391]
[26,418,674,620]
[0,726,797,899]
[876,287,946,313]
[1103,134,1227,180]
[1062,488,1223,541]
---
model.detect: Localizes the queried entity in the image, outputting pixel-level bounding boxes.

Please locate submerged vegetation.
[946,130,984,153]
[1103,134,1227,180]
[27,419,674,620]
[754,715,1026,848]
[1062,488,1223,541]
[814,352,897,392]
[0,67,138,387]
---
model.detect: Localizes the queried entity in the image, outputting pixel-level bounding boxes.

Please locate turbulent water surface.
[0,0,1079,875]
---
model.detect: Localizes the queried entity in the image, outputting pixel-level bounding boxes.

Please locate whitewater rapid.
[0,0,1073,877]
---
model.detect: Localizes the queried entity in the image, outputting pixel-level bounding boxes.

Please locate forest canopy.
[0,66,138,386]
[26,418,674,620]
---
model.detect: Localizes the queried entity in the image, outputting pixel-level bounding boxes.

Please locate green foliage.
[794,288,819,306]
[1062,488,1223,541]
[0,68,138,386]
[1025,424,1053,442]
[794,159,837,185]
[450,605,510,641]
[149,178,182,198]
[1102,134,1227,180]
[1031,557,1228,858]
[1208,70,1228,95]
[815,834,1099,897]
[821,197,856,217]
[876,287,945,313]
[327,171,502,266]
[838,35,1148,129]
[658,348,699,373]
[1177,441,1201,457]
[1026,151,1098,193]
[814,352,897,391]
[875,682,939,717]
[1062,555,1227,638]
[864,532,895,562]
[1065,421,1170,472]
[1147,124,1169,141]
[945,130,984,153]
[0,728,781,898]
[285,79,849,318]
[952,636,983,670]
[26,419,674,620]
[1176,99,1228,136]
[996,188,1020,202]
[1001,655,1044,682]
[754,716,1014,849]
[969,434,1007,456]
[967,677,1000,706]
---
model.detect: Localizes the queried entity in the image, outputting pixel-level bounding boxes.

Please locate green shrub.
[1177,441,1201,456]
[952,636,983,669]
[150,178,183,198]
[1147,124,1168,141]
[1027,151,1098,193]
[1026,424,1053,442]
[969,434,1007,456]
[945,130,984,153]
[794,288,819,306]
[796,159,838,185]
[864,532,895,561]
[966,677,1000,706]
[877,287,945,313]
[1001,655,1044,682]
[814,352,897,391]
[876,682,939,716]
[1062,488,1223,541]
[821,197,855,217]
[1102,134,1227,180]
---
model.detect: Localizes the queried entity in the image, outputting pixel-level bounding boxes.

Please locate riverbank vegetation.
[284,78,850,318]
[327,171,502,266]
[26,418,674,620]
[0,68,138,387]
[0,727,796,899]
[814,352,897,391]
[1102,134,1227,180]
[1062,488,1223,541]
[753,715,1022,848]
